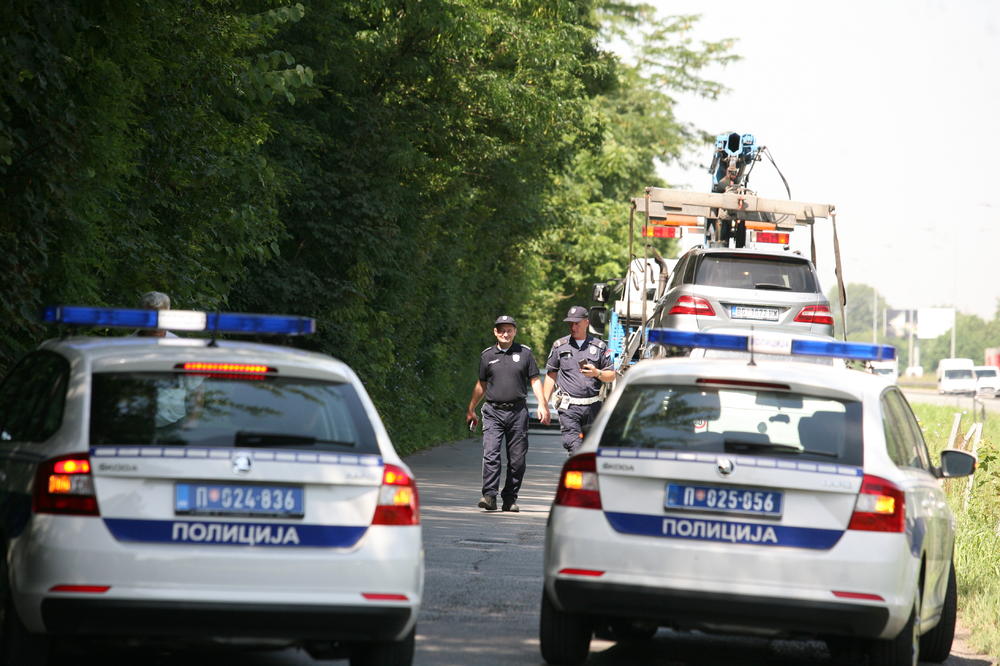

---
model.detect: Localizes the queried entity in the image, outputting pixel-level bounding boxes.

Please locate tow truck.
[589,132,849,374]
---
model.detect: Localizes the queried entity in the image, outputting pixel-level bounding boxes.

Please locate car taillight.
[33,454,99,516]
[554,453,601,509]
[372,464,420,525]
[848,475,904,532]
[668,295,715,316]
[794,305,834,325]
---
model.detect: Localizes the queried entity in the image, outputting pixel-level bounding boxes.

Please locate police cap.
[494,315,517,328]
[563,305,589,322]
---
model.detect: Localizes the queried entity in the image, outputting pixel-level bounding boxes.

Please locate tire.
[0,561,50,666]
[539,591,591,666]
[349,627,415,666]
[868,593,920,666]
[919,563,958,662]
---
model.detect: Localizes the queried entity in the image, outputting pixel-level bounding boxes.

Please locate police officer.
[466,315,550,512]
[543,305,615,454]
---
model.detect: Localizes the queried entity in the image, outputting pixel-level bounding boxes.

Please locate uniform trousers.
[558,402,601,454]
[481,402,529,503]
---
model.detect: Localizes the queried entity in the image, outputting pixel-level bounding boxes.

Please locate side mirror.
[592,283,609,303]
[936,449,977,478]
[588,306,607,336]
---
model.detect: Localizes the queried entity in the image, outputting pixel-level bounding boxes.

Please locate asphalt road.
[88,424,995,666]
[902,388,1000,415]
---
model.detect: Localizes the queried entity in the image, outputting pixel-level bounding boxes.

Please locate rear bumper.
[553,579,888,638]
[42,599,412,642]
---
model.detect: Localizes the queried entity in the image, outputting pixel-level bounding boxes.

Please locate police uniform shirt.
[545,336,612,399]
[479,343,540,402]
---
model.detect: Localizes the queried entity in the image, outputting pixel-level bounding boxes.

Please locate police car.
[0,306,422,665]
[540,329,976,666]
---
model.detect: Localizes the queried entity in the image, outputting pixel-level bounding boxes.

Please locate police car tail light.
[794,305,835,325]
[668,296,716,317]
[33,454,99,516]
[554,453,601,509]
[848,475,904,533]
[372,464,420,525]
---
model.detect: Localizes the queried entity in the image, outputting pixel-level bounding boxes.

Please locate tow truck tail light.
[848,475,904,532]
[794,305,834,325]
[754,231,790,244]
[668,295,716,317]
[33,454,99,516]
[554,453,602,510]
[372,464,420,525]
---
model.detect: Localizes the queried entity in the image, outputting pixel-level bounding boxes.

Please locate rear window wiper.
[234,432,356,448]
[724,438,839,458]
[753,283,792,291]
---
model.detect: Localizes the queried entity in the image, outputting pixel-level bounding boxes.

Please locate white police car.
[0,306,422,665]
[541,329,976,666]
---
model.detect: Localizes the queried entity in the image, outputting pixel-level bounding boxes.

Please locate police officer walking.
[466,315,550,512]
[543,305,615,455]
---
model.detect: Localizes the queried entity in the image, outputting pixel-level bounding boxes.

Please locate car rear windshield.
[90,372,378,453]
[695,254,818,293]
[975,368,997,378]
[600,384,863,466]
[944,369,973,379]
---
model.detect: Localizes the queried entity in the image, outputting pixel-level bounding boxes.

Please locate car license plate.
[730,305,780,321]
[175,483,304,518]
[665,483,783,517]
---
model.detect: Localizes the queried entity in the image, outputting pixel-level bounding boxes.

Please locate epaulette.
[481,346,494,355]
[590,337,608,350]
[552,335,570,348]
[520,344,531,351]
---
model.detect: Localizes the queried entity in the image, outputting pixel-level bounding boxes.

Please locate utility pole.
[950,311,956,358]
[871,289,877,343]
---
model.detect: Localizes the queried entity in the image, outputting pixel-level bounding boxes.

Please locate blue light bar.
[647,328,896,362]
[42,306,316,336]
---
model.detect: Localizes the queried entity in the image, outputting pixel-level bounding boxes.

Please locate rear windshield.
[944,369,973,380]
[600,385,863,466]
[90,372,378,453]
[695,255,818,293]
[975,368,997,378]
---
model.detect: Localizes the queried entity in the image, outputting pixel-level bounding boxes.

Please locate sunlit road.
[88,426,993,666]
[903,387,1000,415]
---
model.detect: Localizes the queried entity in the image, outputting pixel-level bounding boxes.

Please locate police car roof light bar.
[647,328,896,362]
[42,306,316,336]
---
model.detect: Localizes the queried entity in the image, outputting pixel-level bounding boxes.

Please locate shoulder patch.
[481,346,493,355]
[591,337,608,349]
[520,344,531,351]
[553,335,570,348]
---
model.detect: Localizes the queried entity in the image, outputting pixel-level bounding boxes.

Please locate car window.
[944,369,973,379]
[975,368,997,378]
[0,352,71,443]
[693,254,818,293]
[90,372,379,453]
[881,389,929,470]
[600,384,863,466]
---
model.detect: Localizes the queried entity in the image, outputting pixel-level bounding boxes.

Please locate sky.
[643,0,1000,320]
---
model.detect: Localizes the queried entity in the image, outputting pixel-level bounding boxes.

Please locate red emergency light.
[642,226,681,239]
[755,231,790,244]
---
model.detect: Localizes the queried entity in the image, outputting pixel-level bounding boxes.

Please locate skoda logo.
[716,457,735,476]
[232,455,252,474]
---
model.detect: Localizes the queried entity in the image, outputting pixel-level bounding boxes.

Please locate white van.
[870,359,899,383]
[937,358,976,395]
[973,365,999,397]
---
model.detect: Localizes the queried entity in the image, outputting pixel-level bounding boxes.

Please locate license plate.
[666,483,783,517]
[175,483,304,518]
[730,305,780,321]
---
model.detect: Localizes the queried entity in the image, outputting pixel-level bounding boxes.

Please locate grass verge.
[912,403,1000,658]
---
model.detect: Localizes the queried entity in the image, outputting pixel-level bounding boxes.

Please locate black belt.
[487,399,525,410]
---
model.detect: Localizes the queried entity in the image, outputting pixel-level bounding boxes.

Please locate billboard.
[917,307,955,340]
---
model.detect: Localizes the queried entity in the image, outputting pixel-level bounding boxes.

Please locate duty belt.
[487,399,525,410]
[563,395,602,406]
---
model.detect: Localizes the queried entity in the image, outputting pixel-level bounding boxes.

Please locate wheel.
[0,559,50,666]
[539,591,591,665]
[349,627,415,666]
[868,592,920,666]
[919,563,958,662]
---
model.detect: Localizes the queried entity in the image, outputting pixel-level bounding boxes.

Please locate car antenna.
[208,309,221,347]
[748,325,756,367]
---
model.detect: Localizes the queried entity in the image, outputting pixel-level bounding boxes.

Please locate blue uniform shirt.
[545,335,612,399]
[479,343,540,402]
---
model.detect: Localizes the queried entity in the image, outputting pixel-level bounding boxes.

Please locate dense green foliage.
[1,1,733,452]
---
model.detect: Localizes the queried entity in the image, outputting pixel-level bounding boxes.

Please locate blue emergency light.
[647,328,896,362]
[42,306,316,336]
